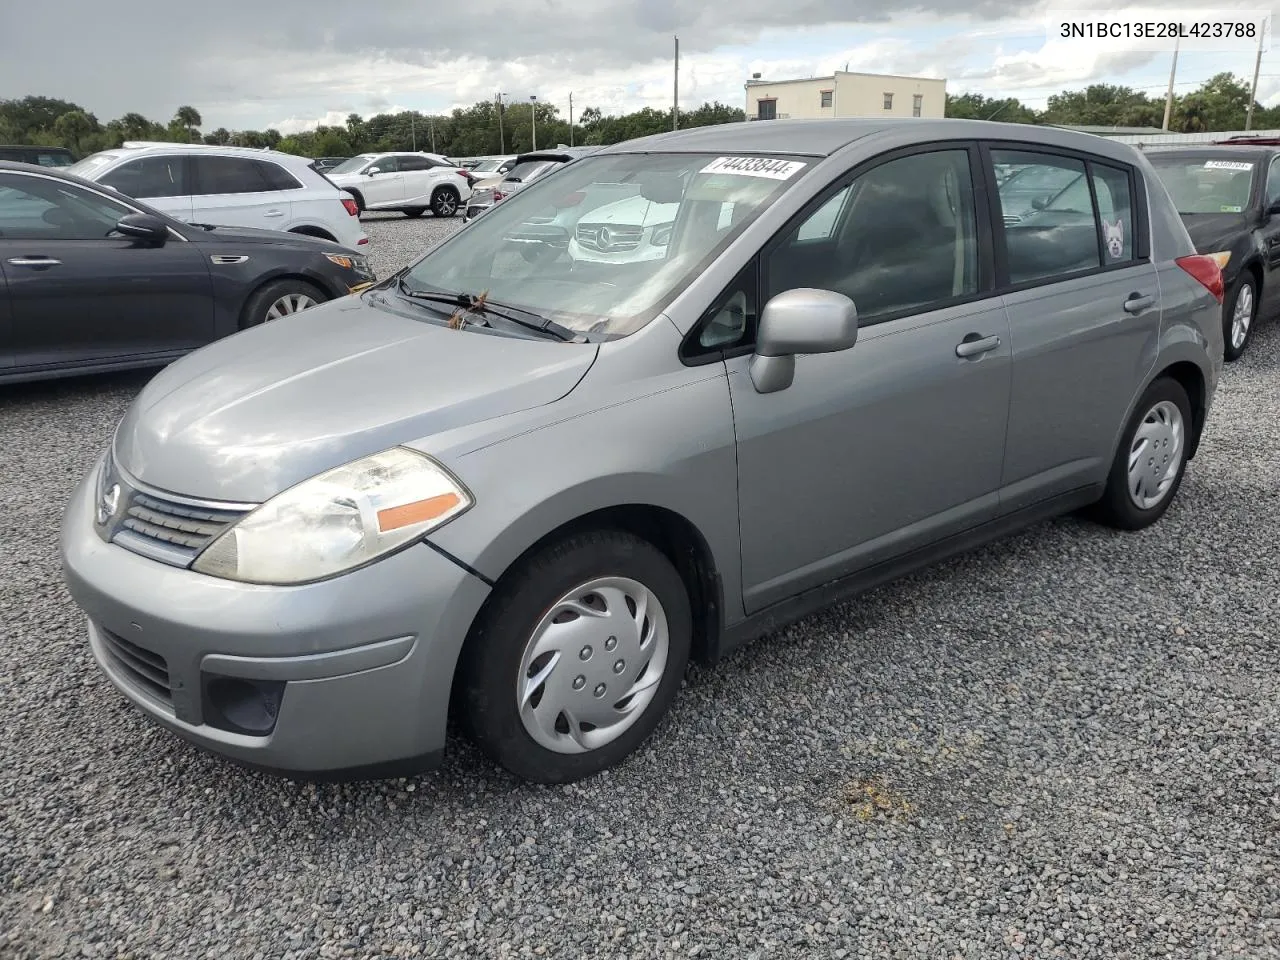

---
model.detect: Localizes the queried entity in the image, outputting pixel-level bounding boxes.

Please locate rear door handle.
[6,257,61,267]
[955,333,1001,358]
[1123,293,1154,314]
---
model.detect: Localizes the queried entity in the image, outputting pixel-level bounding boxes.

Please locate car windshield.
[503,160,557,184]
[398,151,815,338]
[66,152,121,177]
[1147,156,1256,213]
[327,155,377,175]
[472,158,504,173]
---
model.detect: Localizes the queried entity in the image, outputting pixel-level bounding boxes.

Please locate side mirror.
[114,212,168,244]
[1031,195,1050,210]
[366,166,381,176]
[1266,199,1280,216]
[749,288,858,394]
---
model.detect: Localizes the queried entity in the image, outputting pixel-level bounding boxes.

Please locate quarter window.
[993,150,1101,284]
[192,156,301,194]
[765,148,979,324]
[99,155,187,198]
[0,172,132,239]
[1090,163,1136,263]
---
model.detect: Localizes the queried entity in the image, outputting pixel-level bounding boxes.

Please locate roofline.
[746,70,946,87]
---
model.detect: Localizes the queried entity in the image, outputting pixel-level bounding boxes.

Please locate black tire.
[457,529,693,784]
[403,207,425,218]
[1089,376,1193,531]
[1222,272,1258,363]
[240,278,328,330]
[431,187,460,218]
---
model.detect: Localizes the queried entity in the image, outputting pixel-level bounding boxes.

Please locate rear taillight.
[492,190,505,202]
[341,198,359,217]
[1175,253,1226,303]
[457,170,474,184]
[358,236,369,245]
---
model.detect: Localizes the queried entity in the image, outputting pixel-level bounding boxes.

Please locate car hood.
[185,222,345,252]
[112,294,598,503]
[578,195,678,227]
[1181,214,1250,255]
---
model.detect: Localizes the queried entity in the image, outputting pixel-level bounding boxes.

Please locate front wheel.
[1223,273,1258,362]
[1089,376,1193,531]
[240,278,327,329]
[457,530,692,783]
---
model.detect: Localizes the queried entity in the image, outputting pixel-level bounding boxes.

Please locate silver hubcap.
[1231,283,1254,349]
[1126,400,1185,510]
[265,293,317,321]
[516,576,669,754]
[437,194,457,215]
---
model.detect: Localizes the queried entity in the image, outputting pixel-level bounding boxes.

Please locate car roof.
[93,142,316,165]
[592,117,1151,163]
[1144,144,1279,158]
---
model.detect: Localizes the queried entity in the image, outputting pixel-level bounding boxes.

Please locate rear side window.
[993,150,1100,285]
[192,156,303,194]
[99,155,187,198]
[398,155,438,171]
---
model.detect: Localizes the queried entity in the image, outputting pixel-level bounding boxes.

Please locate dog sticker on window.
[1102,218,1124,260]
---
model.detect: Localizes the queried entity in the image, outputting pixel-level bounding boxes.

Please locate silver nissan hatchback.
[61,118,1224,784]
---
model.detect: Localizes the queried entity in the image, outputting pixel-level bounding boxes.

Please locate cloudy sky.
[1,0,1276,133]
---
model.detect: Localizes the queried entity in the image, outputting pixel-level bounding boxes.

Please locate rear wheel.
[1089,376,1192,531]
[240,278,327,329]
[1223,272,1258,362]
[431,187,460,218]
[457,530,692,783]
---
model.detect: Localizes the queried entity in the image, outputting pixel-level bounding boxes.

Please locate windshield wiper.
[395,279,586,342]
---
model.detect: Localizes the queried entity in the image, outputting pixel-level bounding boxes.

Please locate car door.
[361,154,405,206]
[0,261,13,372]
[396,154,437,204]
[712,144,1012,614]
[1257,154,1280,303]
[0,170,214,369]
[96,153,195,222]
[186,155,298,229]
[985,144,1160,511]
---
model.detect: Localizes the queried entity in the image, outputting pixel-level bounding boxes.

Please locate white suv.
[66,143,368,251]
[324,152,473,218]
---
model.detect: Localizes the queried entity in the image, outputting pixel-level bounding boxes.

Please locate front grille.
[100,628,172,704]
[575,222,643,253]
[119,491,249,563]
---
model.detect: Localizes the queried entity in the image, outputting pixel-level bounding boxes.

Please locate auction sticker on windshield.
[1204,160,1254,170]
[700,157,807,179]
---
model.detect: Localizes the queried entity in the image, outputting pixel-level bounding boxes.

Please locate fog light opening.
[203,676,286,736]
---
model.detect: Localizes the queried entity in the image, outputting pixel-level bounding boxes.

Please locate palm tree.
[174,105,202,142]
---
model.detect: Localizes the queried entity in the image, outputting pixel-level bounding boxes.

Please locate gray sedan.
[60,118,1224,784]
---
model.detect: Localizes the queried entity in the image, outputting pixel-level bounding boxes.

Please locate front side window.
[99,155,187,198]
[1267,157,1280,207]
[1146,155,1257,215]
[993,150,1101,284]
[398,152,816,338]
[370,156,400,173]
[764,148,978,324]
[0,172,131,239]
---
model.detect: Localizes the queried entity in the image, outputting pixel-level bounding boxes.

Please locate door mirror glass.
[115,212,169,243]
[750,288,858,394]
[366,167,381,176]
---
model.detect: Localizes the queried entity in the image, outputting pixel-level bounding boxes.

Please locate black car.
[0,161,376,384]
[0,145,76,167]
[1143,143,1280,361]
[311,156,350,173]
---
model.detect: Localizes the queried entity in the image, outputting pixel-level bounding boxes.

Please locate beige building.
[745,70,947,122]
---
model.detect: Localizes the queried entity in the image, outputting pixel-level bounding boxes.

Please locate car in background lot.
[0,161,374,384]
[463,147,598,221]
[60,118,1222,787]
[324,151,473,217]
[1142,142,1279,362]
[311,157,350,173]
[0,145,76,167]
[468,155,518,177]
[66,142,369,250]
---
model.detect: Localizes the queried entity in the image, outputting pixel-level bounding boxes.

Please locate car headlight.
[191,447,473,585]
[650,224,673,246]
[325,252,373,276]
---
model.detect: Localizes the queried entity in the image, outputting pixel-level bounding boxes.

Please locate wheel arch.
[287,224,337,242]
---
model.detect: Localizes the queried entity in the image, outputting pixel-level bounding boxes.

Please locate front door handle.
[6,256,61,268]
[263,209,284,218]
[955,333,1001,358]
[1123,293,1154,314]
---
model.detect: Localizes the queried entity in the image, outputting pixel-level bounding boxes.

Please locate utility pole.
[530,95,538,151]
[1161,37,1179,131]
[569,92,574,147]
[673,35,680,130]
[1247,19,1266,130]
[429,115,436,153]
[496,93,506,154]
[411,112,417,150]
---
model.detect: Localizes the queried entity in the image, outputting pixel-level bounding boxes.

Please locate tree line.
[1,72,1274,163]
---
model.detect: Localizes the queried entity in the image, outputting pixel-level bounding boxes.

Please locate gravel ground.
[2,218,1278,959]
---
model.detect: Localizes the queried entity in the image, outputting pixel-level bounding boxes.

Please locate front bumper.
[59,466,491,779]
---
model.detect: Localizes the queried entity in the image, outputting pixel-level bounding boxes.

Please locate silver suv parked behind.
[61,119,1224,785]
